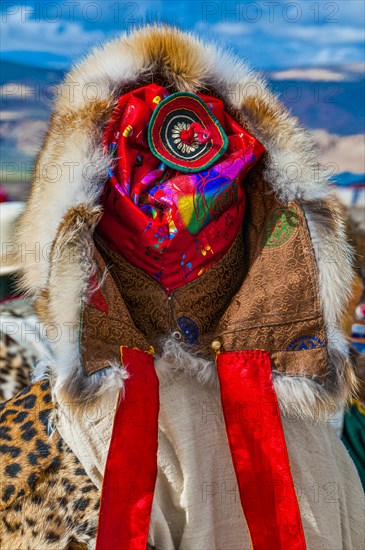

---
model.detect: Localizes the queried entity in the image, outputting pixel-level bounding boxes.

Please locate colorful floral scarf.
[97,83,265,293]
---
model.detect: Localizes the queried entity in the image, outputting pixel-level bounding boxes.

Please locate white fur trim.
[16,24,355,410]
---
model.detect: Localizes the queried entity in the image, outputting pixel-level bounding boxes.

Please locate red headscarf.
[97,83,264,293]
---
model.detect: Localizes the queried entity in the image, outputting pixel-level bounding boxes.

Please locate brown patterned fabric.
[94,229,245,357]
[80,248,149,375]
[81,169,328,381]
[217,175,326,348]
[216,174,328,377]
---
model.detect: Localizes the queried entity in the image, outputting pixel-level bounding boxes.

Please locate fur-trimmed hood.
[17,24,356,420]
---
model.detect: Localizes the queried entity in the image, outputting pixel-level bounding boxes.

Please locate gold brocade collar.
[94,229,245,357]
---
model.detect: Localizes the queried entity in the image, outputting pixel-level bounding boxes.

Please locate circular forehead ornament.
[148,92,228,172]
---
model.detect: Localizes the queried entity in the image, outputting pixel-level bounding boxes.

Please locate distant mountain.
[265,64,364,135]
[0,59,64,85]
[0,61,64,194]
[0,51,70,72]
[0,60,363,198]
[1,59,363,133]
[0,60,65,124]
[311,130,364,174]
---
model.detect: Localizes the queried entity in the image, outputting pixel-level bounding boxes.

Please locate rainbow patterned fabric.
[97,83,265,293]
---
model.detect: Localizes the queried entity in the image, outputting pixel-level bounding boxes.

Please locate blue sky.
[0,0,364,70]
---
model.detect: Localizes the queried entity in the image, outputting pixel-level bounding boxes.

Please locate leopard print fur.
[0,298,47,403]
[0,310,155,549]
[0,333,33,402]
[0,380,100,549]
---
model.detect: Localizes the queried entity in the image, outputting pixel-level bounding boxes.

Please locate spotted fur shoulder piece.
[0,333,32,402]
[0,298,53,402]
[0,382,100,549]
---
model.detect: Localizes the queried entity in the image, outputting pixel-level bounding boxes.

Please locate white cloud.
[1,1,364,70]
[0,4,104,56]
[278,25,364,45]
[194,18,364,68]
[202,21,253,37]
[307,46,365,66]
[270,68,347,82]
[209,20,364,46]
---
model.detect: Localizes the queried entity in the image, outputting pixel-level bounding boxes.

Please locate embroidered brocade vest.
[81,172,328,383]
[94,227,245,355]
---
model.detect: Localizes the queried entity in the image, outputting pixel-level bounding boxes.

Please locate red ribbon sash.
[96,347,305,549]
[95,347,159,550]
[217,350,306,550]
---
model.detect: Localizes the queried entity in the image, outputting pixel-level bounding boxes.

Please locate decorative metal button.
[211,339,222,353]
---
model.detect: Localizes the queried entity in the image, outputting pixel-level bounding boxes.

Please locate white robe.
[55,354,365,550]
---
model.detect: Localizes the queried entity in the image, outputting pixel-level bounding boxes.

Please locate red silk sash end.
[217,350,306,550]
[95,347,159,550]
